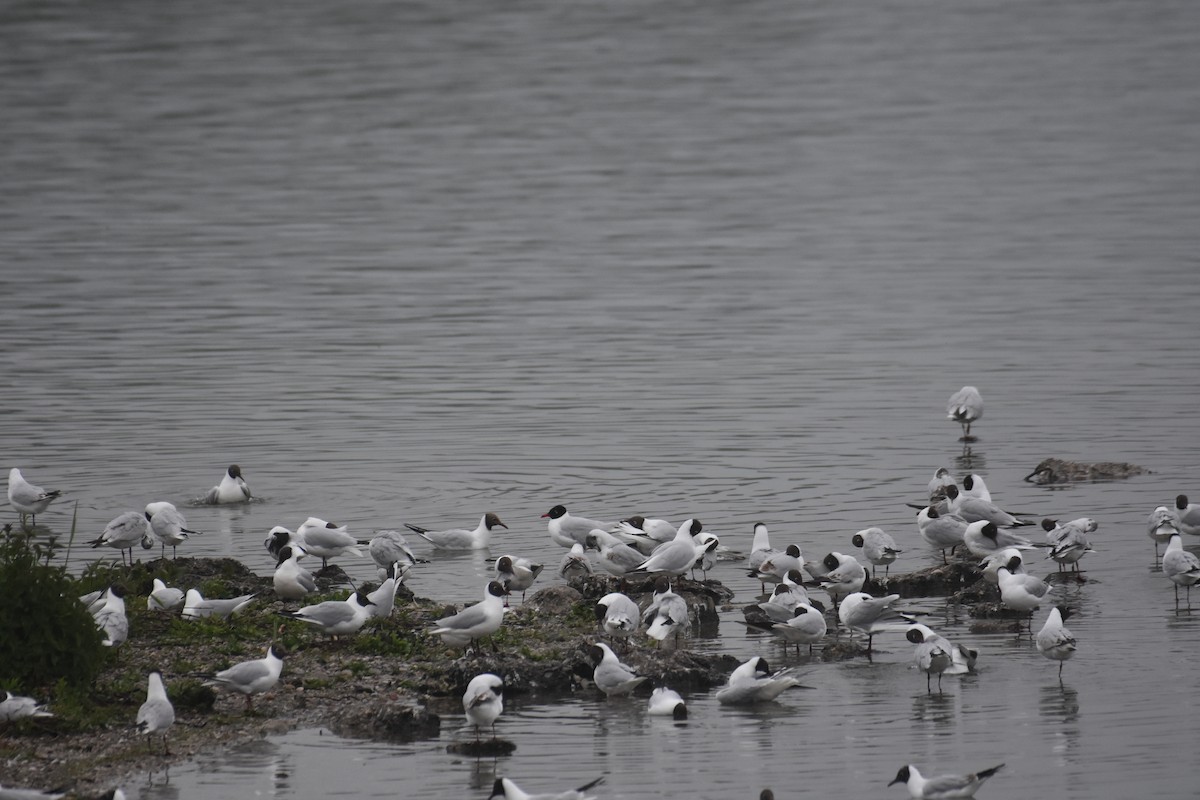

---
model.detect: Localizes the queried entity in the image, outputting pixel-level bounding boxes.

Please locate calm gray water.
[3,0,1200,797]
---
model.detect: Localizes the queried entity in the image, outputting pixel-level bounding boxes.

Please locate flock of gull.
[4,386,1200,800]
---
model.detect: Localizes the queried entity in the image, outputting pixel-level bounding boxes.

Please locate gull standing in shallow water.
[463,673,504,741]
[715,655,808,705]
[1162,532,1200,608]
[202,645,285,711]
[205,464,251,504]
[1147,504,1181,560]
[487,776,605,800]
[889,763,1004,799]
[917,507,968,563]
[1174,494,1200,536]
[405,512,507,550]
[852,527,902,577]
[946,385,983,441]
[907,627,952,693]
[1036,606,1077,677]
[7,468,62,528]
[430,581,508,652]
[136,671,174,755]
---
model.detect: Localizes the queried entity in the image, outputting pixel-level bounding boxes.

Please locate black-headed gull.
[750,544,804,587]
[368,529,424,578]
[559,542,593,582]
[7,468,62,528]
[647,686,687,719]
[589,642,647,696]
[542,505,613,549]
[430,581,508,651]
[487,776,604,800]
[183,588,256,621]
[273,544,318,601]
[0,783,67,799]
[614,515,677,555]
[145,502,202,559]
[852,527,901,577]
[494,555,544,605]
[907,628,952,693]
[889,763,1004,799]
[962,521,1037,557]
[959,473,992,502]
[945,385,983,442]
[945,486,1028,528]
[585,531,644,579]
[817,552,866,610]
[636,519,704,580]
[93,585,129,648]
[715,655,807,705]
[1036,606,1077,677]
[1147,504,1181,560]
[88,512,153,566]
[202,645,285,711]
[463,672,504,741]
[204,464,251,504]
[136,671,175,754]
[595,592,640,641]
[996,556,1054,615]
[279,591,374,638]
[770,604,827,655]
[1163,532,1200,607]
[147,578,185,611]
[1042,518,1095,573]
[405,512,507,550]
[643,580,687,646]
[917,506,968,563]
[0,691,54,721]
[838,592,913,653]
[1175,494,1200,536]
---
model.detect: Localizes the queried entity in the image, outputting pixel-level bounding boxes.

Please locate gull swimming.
[463,672,504,741]
[406,512,507,550]
[278,591,374,638]
[487,777,605,800]
[1036,605,1077,677]
[852,527,902,577]
[183,588,256,621]
[542,505,613,549]
[946,385,983,441]
[7,468,62,528]
[147,578,185,611]
[589,642,648,696]
[136,671,174,755]
[204,464,251,504]
[202,645,285,710]
[647,686,688,719]
[430,581,508,651]
[889,763,1004,799]
[715,655,807,705]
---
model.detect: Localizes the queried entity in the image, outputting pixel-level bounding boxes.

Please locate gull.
[755,581,804,623]
[487,777,604,800]
[0,692,53,721]
[0,785,66,800]
[273,544,318,601]
[1175,494,1200,536]
[817,552,866,610]
[204,464,251,504]
[1036,606,1077,677]
[981,548,1025,585]
[589,642,648,696]
[946,385,983,441]
[635,519,704,579]
[715,655,807,705]
[750,544,804,587]
[945,486,1029,528]
[614,515,678,555]
[852,527,902,577]
[748,522,780,591]
[202,645,285,711]
[959,474,992,503]
[1042,519,1095,573]
[494,555,544,604]
[917,506,968,563]
[366,567,402,619]
[906,623,975,676]
[1163,532,1200,607]
[996,556,1054,616]
[647,687,688,720]
[265,520,363,569]
[963,521,1037,558]
[88,511,152,566]
[889,763,1004,799]
[430,581,508,652]
[644,580,688,645]
[558,542,593,582]
[7,468,62,528]
[93,585,129,648]
[183,588,256,621]
[542,505,613,549]
[368,530,424,578]
[145,502,202,559]
[1147,505,1181,560]
[136,671,175,755]
[278,591,374,638]
[691,531,721,580]
[405,512,507,550]
[838,592,913,653]
[908,627,952,693]
[463,673,504,741]
[585,530,645,579]
[928,467,957,498]
[770,604,827,655]
[147,578,185,611]
[595,592,641,641]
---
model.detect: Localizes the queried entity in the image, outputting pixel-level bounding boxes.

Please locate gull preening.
[145,502,202,559]
[463,672,504,741]
[946,385,983,442]
[647,686,687,719]
[1147,504,1181,560]
[88,512,153,567]
[7,468,62,528]
[494,555,544,604]
[487,776,605,800]
[715,655,807,705]
[889,763,1004,799]
[1162,532,1200,608]
[907,627,952,693]
[917,506,967,563]
[272,544,318,601]
[406,512,507,550]
[204,464,251,504]
[595,592,641,642]
[1036,606,1077,677]
[147,578,185,611]
[838,592,913,653]
[852,527,901,577]
[92,585,129,648]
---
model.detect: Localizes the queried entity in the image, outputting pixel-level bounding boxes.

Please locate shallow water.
[3,0,1200,796]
